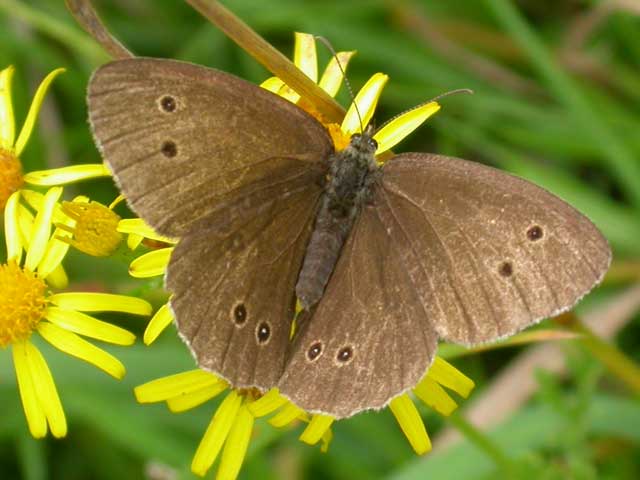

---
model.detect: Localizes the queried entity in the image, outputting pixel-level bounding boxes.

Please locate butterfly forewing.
[88,58,333,237]
[378,153,611,345]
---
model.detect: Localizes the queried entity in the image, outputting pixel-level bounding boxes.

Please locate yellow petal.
[48,292,152,316]
[38,234,71,280]
[25,186,62,271]
[294,32,318,83]
[427,357,475,398]
[389,394,431,455]
[260,76,299,103]
[321,427,333,453]
[127,233,144,250]
[19,189,62,222]
[0,66,16,149]
[167,382,228,413]
[37,322,126,379]
[260,76,286,93]
[24,163,111,186]
[24,341,67,438]
[217,403,254,480]
[191,390,242,476]
[299,414,334,445]
[12,341,47,438]
[20,189,68,229]
[341,73,388,136]
[117,218,176,244]
[247,388,288,417]
[129,248,172,278]
[15,68,65,157]
[44,264,68,290]
[318,51,356,98]
[4,191,22,262]
[143,303,174,345]
[38,203,75,279]
[17,203,35,248]
[413,375,457,416]
[45,306,135,345]
[108,194,125,210]
[135,370,223,403]
[268,401,306,428]
[373,102,441,155]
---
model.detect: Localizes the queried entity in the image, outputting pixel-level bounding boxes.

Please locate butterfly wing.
[88,57,334,389]
[279,152,610,417]
[88,57,333,237]
[378,153,611,345]
[168,165,324,389]
[278,201,438,417]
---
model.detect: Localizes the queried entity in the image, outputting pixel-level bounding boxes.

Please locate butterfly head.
[348,132,378,156]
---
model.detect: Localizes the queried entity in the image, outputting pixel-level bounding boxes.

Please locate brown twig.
[184,0,345,123]
[65,0,134,59]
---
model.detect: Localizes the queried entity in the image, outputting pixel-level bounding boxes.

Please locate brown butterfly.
[88,58,611,418]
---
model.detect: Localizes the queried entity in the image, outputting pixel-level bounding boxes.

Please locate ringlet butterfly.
[88,57,611,418]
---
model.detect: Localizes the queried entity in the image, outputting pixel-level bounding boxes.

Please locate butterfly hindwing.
[279,199,438,417]
[168,165,325,389]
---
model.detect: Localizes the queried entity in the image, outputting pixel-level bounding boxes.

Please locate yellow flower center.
[294,99,351,152]
[60,201,123,257]
[326,123,351,151]
[0,261,47,347]
[0,148,24,210]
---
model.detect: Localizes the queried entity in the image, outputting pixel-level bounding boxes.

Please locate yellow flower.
[0,65,110,210]
[21,190,126,258]
[129,32,472,478]
[135,371,332,479]
[56,196,124,257]
[1,188,152,438]
[261,32,441,157]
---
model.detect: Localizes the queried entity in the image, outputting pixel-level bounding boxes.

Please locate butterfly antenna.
[315,35,365,134]
[373,88,474,135]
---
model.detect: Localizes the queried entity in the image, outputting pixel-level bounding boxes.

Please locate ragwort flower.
[126,32,474,478]
[0,65,110,211]
[1,188,151,438]
[135,372,333,479]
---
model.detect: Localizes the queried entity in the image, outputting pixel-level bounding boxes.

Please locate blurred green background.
[1,0,639,479]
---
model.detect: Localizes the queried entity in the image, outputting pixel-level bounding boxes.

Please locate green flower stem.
[573,319,640,395]
[448,411,517,477]
[484,0,640,209]
[0,0,108,63]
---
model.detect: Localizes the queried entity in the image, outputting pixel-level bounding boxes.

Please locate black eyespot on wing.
[336,346,353,364]
[307,342,323,361]
[233,303,247,325]
[499,261,513,277]
[527,225,543,241]
[256,322,271,344]
[161,141,177,158]
[159,95,177,112]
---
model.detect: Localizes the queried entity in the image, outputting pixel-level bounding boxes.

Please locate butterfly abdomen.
[295,133,379,309]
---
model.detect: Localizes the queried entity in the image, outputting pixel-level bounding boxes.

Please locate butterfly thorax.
[295,133,380,310]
